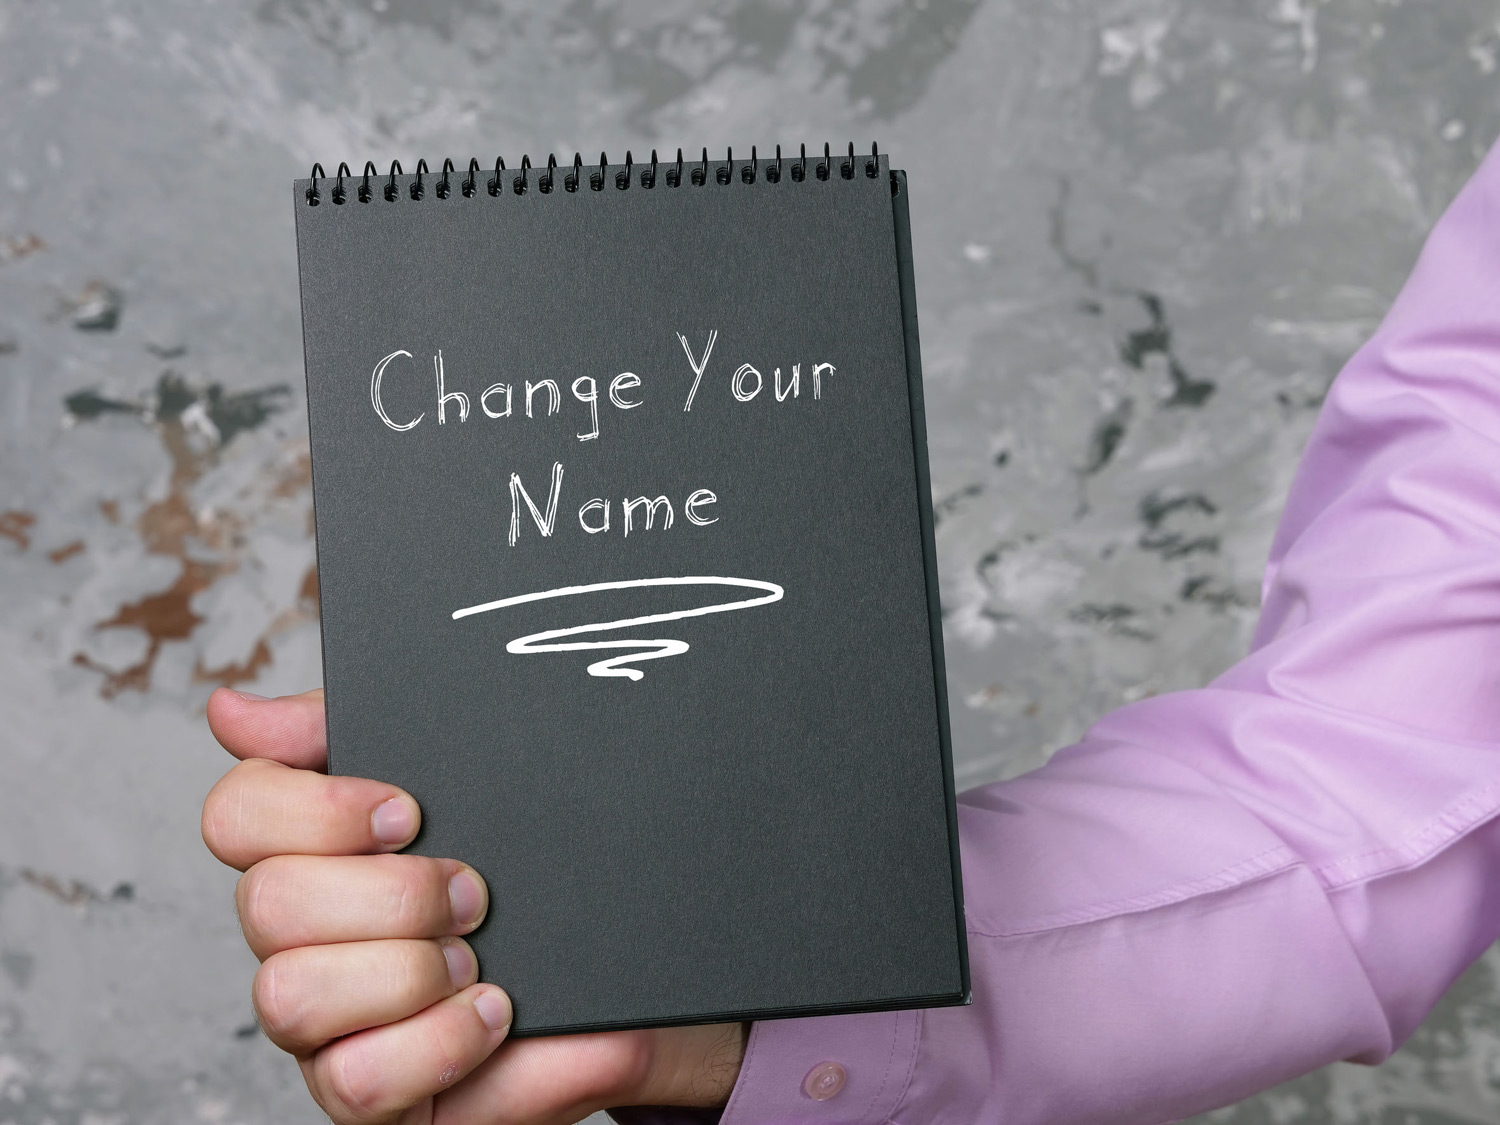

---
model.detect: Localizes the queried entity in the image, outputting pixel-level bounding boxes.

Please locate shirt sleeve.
[615,137,1500,1125]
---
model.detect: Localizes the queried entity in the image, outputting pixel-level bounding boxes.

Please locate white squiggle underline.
[451,576,785,681]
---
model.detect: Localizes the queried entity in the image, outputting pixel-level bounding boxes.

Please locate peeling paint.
[933,481,984,527]
[47,540,85,564]
[0,233,44,265]
[77,559,223,696]
[67,280,123,331]
[0,511,35,551]
[1083,399,1134,476]
[16,869,134,908]
[1119,293,1216,408]
[63,373,298,696]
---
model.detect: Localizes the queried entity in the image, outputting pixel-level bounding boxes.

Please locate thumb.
[206,687,329,772]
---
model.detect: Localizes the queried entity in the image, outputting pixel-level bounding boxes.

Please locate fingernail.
[448,869,487,929]
[370,798,416,845]
[441,939,476,990]
[473,988,511,1033]
[232,690,270,702]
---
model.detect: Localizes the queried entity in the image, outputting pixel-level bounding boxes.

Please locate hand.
[201,688,746,1125]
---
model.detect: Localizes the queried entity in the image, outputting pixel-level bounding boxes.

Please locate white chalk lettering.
[435,350,470,424]
[610,372,642,409]
[578,498,610,534]
[813,362,836,400]
[509,462,565,546]
[677,330,718,412]
[370,349,423,432]
[481,382,513,418]
[361,339,841,555]
[732,363,763,402]
[623,495,674,536]
[526,379,561,418]
[684,489,718,526]
[571,376,600,442]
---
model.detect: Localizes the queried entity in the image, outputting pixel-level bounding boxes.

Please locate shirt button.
[802,1061,847,1101]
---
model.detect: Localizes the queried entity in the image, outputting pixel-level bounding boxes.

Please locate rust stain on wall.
[195,638,273,688]
[193,562,320,688]
[75,559,224,697]
[272,450,312,498]
[0,233,44,265]
[297,564,318,612]
[65,373,301,697]
[0,510,36,551]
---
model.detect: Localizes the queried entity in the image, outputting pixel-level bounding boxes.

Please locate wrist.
[634,1022,747,1108]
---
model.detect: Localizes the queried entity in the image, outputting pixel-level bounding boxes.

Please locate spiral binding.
[303,143,889,206]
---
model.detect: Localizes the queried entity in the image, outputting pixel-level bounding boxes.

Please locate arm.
[694,139,1500,1125]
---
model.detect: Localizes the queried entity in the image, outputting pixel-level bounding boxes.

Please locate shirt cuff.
[719,1009,920,1124]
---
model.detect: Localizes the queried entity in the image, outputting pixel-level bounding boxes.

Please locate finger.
[432,1032,652,1125]
[207,687,329,771]
[432,1023,744,1125]
[254,938,478,1055]
[203,758,421,871]
[237,854,488,960]
[302,984,512,1125]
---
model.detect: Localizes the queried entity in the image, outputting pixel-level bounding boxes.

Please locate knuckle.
[235,857,286,948]
[201,760,283,866]
[389,940,430,997]
[316,779,356,847]
[200,768,247,862]
[321,774,371,819]
[200,785,229,858]
[252,954,311,1046]
[385,856,445,934]
[317,1041,387,1123]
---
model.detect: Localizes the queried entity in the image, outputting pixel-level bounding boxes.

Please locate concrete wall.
[2,1,1499,1121]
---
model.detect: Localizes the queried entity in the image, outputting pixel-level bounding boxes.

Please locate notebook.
[293,145,968,1035]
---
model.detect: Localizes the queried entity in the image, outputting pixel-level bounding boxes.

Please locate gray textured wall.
[3,1,1499,1122]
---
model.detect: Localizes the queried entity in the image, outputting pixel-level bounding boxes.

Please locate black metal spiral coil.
[303,144,888,205]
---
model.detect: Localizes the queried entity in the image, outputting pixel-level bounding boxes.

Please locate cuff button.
[802,1061,847,1101]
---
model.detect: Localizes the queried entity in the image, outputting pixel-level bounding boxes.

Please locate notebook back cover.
[293,155,966,1034]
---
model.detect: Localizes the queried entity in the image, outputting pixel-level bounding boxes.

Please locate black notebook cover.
[293,151,968,1035]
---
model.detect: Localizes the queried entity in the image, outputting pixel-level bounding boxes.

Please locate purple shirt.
[615,139,1500,1125]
